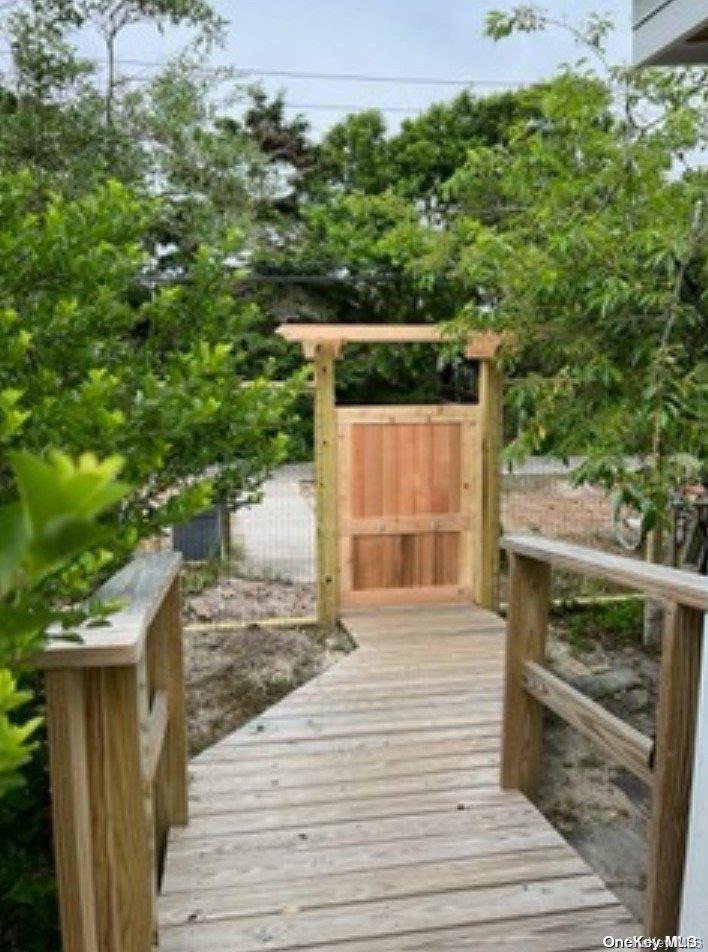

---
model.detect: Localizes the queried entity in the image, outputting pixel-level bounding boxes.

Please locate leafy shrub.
[0,169,302,572]
[0,450,128,951]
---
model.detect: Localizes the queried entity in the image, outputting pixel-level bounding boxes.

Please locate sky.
[78,0,633,138]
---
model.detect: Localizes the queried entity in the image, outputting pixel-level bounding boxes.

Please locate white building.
[633,7,708,941]
[633,0,708,64]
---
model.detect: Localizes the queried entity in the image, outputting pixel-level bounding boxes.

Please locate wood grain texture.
[337,404,477,424]
[645,602,703,937]
[477,360,502,609]
[522,660,653,784]
[313,344,340,625]
[36,552,182,669]
[502,535,708,610]
[45,670,100,952]
[43,556,188,952]
[501,554,551,793]
[277,322,502,357]
[159,603,635,951]
[338,409,477,604]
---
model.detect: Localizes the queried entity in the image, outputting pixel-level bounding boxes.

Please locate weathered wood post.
[38,553,187,952]
[476,357,503,611]
[645,601,703,937]
[500,552,550,793]
[312,341,341,627]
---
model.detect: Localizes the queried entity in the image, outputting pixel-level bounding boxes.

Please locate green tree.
[316,109,390,195]
[445,9,708,539]
[0,169,301,566]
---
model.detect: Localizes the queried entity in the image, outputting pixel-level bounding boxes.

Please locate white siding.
[680,615,708,941]
[633,0,708,64]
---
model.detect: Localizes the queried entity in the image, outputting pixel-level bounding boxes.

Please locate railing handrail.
[42,551,187,952]
[503,534,708,610]
[35,551,181,669]
[501,534,705,939]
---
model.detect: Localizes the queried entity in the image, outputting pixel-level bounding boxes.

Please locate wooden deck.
[159,603,637,951]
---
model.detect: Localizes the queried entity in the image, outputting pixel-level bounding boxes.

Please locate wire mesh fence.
[501,456,617,549]
[229,463,316,585]
[220,456,621,590]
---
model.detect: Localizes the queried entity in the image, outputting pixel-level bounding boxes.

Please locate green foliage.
[0,724,58,952]
[0,450,128,797]
[317,110,391,194]
[0,170,301,558]
[438,9,708,534]
[552,598,644,654]
[0,3,300,947]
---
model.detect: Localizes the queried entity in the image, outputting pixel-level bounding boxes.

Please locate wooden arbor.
[277,324,503,625]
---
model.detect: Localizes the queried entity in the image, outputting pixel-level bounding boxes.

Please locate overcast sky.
[77,0,633,137]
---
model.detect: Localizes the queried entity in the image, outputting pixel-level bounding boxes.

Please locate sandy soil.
[503,479,615,546]
[184,623,351,755]
[185,575,316,625]
[182,572,346,755]
[537,621,659,918]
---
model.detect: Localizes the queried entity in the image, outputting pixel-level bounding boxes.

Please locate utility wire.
[0,48,528,89]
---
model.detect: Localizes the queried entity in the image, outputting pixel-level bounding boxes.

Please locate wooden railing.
[501,535,708,939]
[36,552,187,952]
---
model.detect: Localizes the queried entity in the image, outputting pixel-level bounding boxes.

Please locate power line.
[0,48,529,89]
[90,57,530,88]
[280,101,438,114]
[223,67,526,89]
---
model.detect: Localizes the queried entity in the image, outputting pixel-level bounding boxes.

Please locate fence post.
[313,341,340,627]
[645,602,703,937]
[500,552,551,793]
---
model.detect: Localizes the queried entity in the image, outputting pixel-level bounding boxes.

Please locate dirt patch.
[184,623,352,755]
[535,602,658,918]
[503,478,614,545]
[181,568,349,755]
[185,573,316,625]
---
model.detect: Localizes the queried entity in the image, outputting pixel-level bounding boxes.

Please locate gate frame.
[277,324,503,625]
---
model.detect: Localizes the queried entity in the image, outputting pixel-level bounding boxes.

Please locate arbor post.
[312,342,340,627]
[477,358,502,610]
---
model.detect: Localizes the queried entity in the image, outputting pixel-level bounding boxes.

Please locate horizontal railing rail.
[501,534,707,939]
[36,552,187,952]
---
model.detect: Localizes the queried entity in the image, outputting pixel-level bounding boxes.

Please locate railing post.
[645,601,703,938]
[101,663,156,950]
[148,574,188,875]
[500,552,551,793]
[45,670,99,952]
[41,554,183,952]
[161,576,188,827]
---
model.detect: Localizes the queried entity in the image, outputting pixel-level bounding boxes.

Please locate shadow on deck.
[159,603,636,951]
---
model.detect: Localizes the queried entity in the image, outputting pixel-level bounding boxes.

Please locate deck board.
[159,603,637,950]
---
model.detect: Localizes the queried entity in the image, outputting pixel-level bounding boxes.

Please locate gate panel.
[338,405,478,606]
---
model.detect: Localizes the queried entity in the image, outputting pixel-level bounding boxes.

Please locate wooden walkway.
[159,603,636,951]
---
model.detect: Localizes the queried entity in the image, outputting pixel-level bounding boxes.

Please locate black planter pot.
[172,504,229,561]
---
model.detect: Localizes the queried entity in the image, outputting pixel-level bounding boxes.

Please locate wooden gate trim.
[337,405,480,607]
[277,322,503,618]
[337,404,477,424]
